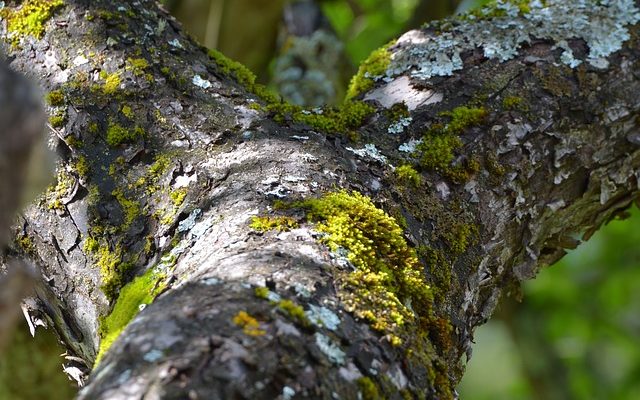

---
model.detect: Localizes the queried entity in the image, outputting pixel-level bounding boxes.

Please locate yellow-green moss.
[126,57,149,76]
[121,105,134,119]
[106,121,144,146]
[278,299,310,327]
[74,155,90,178]
[385,102,410,121]
[439,106,487,135]
[357,377,382,400]
[462,0,532,20]
[95,266,166,366]
[48,111,66,128]
[169,188,187,207]
[111,188,140,229]
[232,311,265,336]
[45,90,64,106]
[297,191,432,344]
[346,41,394,100]
[254,286,270,299]
[45,168,75,211]
[502,95,523,110]
[0,0,64,43]
[277,100,375,136]
[102,72,121,95]
[208,48,256,88]
[90,241,132,302]
[16,234,35,255]
[249,216,298,232]
[396,165,422,187]
[416,106,486,177]
[417,134,463,171]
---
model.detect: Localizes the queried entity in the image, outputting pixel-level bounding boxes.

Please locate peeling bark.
[2,0,640,399]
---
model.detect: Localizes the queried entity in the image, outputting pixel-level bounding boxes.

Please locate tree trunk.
[2,0,640,398]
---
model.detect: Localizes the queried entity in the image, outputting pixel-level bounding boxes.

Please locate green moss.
[417,134,462,171]
[297,191,433,344]
[102,72,121,95]
[416,106,486,178]
[48,111,66,128]
[126,58,149,76]
[208,48,256,88]
[254,286,270,299]
[149,154,171,179]
[277,299,310,327]
[281,100,375,136]
[111,188,140,229]
[502,95,523,110]
[45,90,64,106]
[250,216,298,232]
[438,106,487,135]
[160,66,171,76]
[357,377,381,400]
[46,168,75,211]
[16,234,35,255]
[169,188,187,207]
[95,266,166,366]
[74,156,90,178]
[418,246,451,302]
[346,41,394,100]
[121,105,134,119]
[91,241,132,302]
[0,0,64,43]
[396,165,422,187]
[385,102,410,121]
[106,121,144,146]
[462,0,533,20]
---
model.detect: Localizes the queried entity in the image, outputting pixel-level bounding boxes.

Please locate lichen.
[250,216,298,232]
[232,311,266,336]
[346,41,394,100]
[393,0,640,78]
[295,191,433,344]
[95,266,166,366]
[0,0,65,43]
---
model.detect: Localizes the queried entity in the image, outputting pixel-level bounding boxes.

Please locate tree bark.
[2,0,640,398]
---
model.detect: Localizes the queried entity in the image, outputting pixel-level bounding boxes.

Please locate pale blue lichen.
[388,117,412,134]
[345,144,388,164]
[388,0,640,80]
[305,305,341,331]
[192,74,212,89]
[314,333,346,365]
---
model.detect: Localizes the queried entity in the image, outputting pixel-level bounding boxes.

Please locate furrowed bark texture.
[2,0,640,399]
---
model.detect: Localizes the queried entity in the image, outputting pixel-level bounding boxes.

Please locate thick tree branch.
[1,0,639,398]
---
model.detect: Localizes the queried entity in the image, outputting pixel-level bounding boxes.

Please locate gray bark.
[2,0,640,399]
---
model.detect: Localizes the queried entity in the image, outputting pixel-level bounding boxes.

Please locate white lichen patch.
[346,144,388,164]
[388,0,640,80]
[314,333,346,365]
[192,74,212,89]
[305,305,341,331]
[388,116,412,134]
[398,138,422,153]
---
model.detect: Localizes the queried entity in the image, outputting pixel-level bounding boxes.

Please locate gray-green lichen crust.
[387,0,640,80]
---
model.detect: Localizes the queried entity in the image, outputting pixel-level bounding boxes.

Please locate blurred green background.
[3,1,639,398]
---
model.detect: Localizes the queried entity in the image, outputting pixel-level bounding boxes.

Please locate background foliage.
[2,1,639,398]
